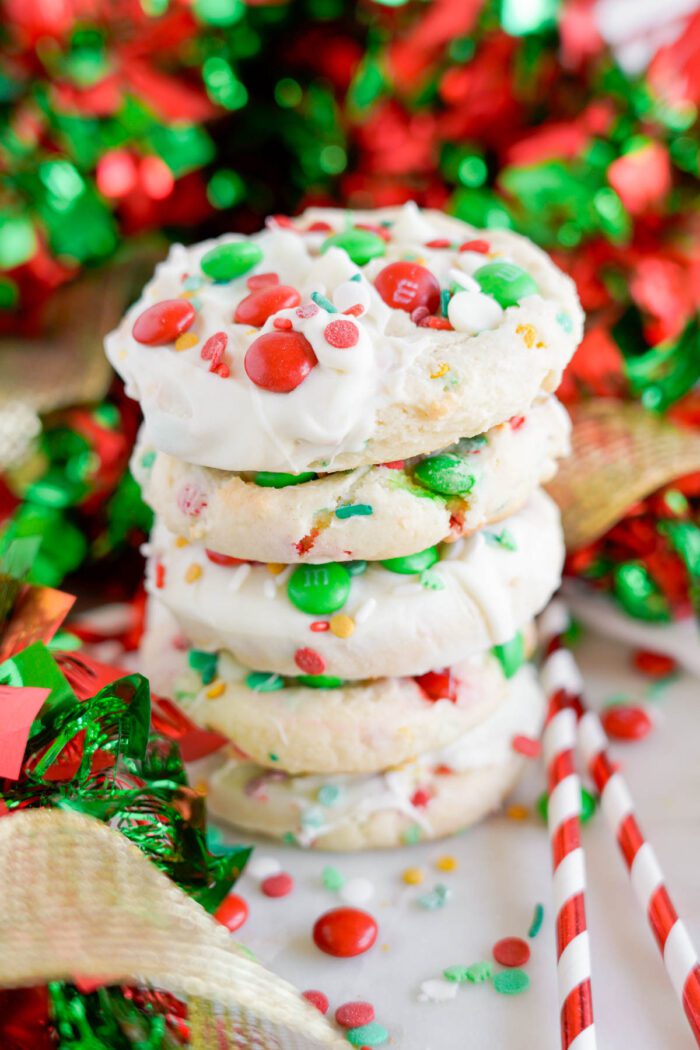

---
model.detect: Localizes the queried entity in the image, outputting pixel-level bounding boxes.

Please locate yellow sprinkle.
[415,256,427,265]
[430,362,449,379]
[175,332,198,352]
[536,340,545,348]
[267,563,286,576]
[206,681,226,699]
[330,613,355,638]
[175,535,190,548]
[402,867,424,886]
[194,781,208,796]
[506,804,530,822]
[516,323,537,349]
[185,563,202,583]
[180,290,195,300]
[435,855,458,872]
[246,328,258,336]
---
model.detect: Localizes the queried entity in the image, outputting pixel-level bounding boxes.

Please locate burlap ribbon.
[0,809,345,1049]
[547,399,700,550]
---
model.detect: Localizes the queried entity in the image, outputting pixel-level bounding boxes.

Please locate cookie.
[197,663,545,850]
[145,489,563,680]
[140,604,535,774]
[107,203,582,474]
[134,396,569,564]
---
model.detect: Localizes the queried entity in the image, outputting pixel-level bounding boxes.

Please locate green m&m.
[254,471,316,488]
[472,261,538,308]
[200,241,263,281]
[382,546,439,574]
[321,228,386,266]
[246,671,285,692]
[287,562,351,614]
[296,674,345,688]
[414,453,475,496]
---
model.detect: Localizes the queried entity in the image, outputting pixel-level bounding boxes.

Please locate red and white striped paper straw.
[542,693,597,1049]
[541,600,700,1047]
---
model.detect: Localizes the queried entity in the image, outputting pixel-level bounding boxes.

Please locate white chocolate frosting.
[144,488,563,680]
[106,203,582,473]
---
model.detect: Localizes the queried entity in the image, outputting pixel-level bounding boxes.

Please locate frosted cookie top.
[106,202,583,473]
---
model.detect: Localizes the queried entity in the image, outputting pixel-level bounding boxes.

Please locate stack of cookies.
[106,203,583,850]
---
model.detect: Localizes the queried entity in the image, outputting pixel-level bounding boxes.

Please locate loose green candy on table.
[382,546,439,574]
[321,228,386,266]
[288,562,351,614]
[613,562,671,622]
[493,968,530,996]
[473,261,538,308]
[200,241,263,281]
[346,1022,389,1047]
[413,453,475,496]
[254,471,316,487]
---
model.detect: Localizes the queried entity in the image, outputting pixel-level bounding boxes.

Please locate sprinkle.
[417,884,450,910]
[515,323,537,348]
[465,961,493,983]
[155,563,165,589]
[296,302,319,319]
[317,784,341,807]
[512,735,541,758]
[506,804,530,821]
[528,903,545,939]
[343,303,364,316]
[324,318,359,348]
[322,865,345,891]
[426,238,452,248]
[261,872,294,898]
[402,867,424,886]
[443,966,471,983]
[492,937,531,968]
[459,239,490,253]
[418,978,458,1003]
[419,315,453,330]
[294,647,326,675]
[201,330,228,370]
[214,363,230,378]
[302,990,329,1015]
[311,291,337,313]
[247,855,282,880]
[435,855,458,872]
[345,1022,388,1047]
[493,969,530,996]
[185,563,202,583]
[206,681,225,699]
[140,450,156,470]
[556,311,573,332]
[273,316,293,330]
[354,598,377,624]
[175,332,198,351]
[335,1002,375,1028]
[486,528,517,551]
[330,613,355,638]
[267,563,286,575]
[430,362,449,379]
[340,877,375,907]
[310,620,330,632]
[403,824,422,845]
[175,535,190,547]
[335,503,373,519]
[439,288,452,317]
[633,649,678,678]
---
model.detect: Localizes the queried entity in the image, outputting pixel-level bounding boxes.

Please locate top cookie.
[106,202,583,473]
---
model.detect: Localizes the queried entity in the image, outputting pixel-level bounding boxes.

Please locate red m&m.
[312,907,378,957]
[214,893,249,933]
[374,262,440,315]
[415,669,458,703]
[235,284,301,327]
[245,331,317,392]
[132,299,195,345]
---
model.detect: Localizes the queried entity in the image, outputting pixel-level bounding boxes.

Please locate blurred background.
[0,0,698,625]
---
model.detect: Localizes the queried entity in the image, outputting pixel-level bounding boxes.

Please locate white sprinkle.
[340,877,375,906]
[247,855,282,880]
[263,578,277,600]
[354,598,377,624]
[418,978,458,1003]
[228,564,251,592]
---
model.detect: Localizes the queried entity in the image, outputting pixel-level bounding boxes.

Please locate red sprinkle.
[425,238,451,248]
[214,362,230,378]
[383,460,405,470]
[201,331,227,371]
[214,893,249,932]
[601,705,653,741]
[177,483,207,517]
[374,261,440,315]
[235,284,301,327]
[493,937,531,968]
[205,550,247,567]
[415,669,458,703]
[410,788,432,808]
[633,649,678,678]
[335,1002,375,1028]
[312,907,378,958]
[307,221,333,232]
[261,872,294,898]
[294,647,326,675]
[296,303,319,319]
[302,990,329,1014]
[245,331,317,393]
[510,415,526,430]
[247,272,279,290]
[324,319,359,348]
[418,315,453,330]
[459,239,490,254]
[132,299,195,345]
[310,621,330,632]
[343,304,364,316]
[270,214,294,228]
[273,317,293,330]
[155,563,165,589]
[512,735,542,759]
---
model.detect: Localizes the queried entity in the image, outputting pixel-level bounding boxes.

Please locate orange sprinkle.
[267,563,286,575]
[402,867,424,886]
[515,324,537,348]
[506,804,530,821]
[430,362,449,379]
[206,681,226,699]
[435,855,458,872]
[175,535,190,548]
[185,563,202,583]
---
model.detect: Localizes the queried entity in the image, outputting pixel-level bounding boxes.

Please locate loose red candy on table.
[261,872,294,898]
[214,893,249,933]
[335,1002,375,1028]
[601,705,653,741]
[374,262,441,315]
[235,284,301,327]
[245,331,317,392]
[132,299,195,345]
[633,649,678,678]
[302,990,329,1014]
[492,937,531,968]
[313,907,378,958]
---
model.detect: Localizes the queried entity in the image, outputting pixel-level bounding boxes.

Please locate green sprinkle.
[440,288,452,317]
[346,1022,388,1047]
[443,965,472,983]
[457,434,488,452]
[556,311,573,333]
[402,823,422,845]
[322,865,345,891]
[486,528,517,551]
[528,902,544,939]
[301,807,325,828]
[317,784,341,807]
[311,290,337,313]
[188,649,218,685]
[282,831,298,846]
[140,450,156,470]
[420,568,445,590]
[268,752,278,762]
[493,969,530,996]
[417,884,451,910]
[183,275,204,291]
[465,961,493,983]
[350,272,362,282]
[492,632,525,679]
[246,671,285,692]
[335,503,373,519]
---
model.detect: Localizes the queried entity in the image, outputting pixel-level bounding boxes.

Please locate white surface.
[213,630,700,1049]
